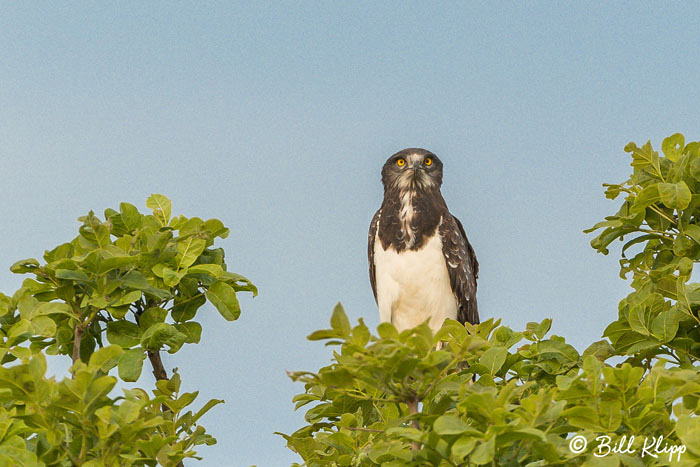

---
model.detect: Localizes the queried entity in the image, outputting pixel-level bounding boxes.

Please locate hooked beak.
[410,160,423,172]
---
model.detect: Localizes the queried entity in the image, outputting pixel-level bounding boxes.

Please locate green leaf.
[120,270,151,289]
[45,242,72,262]
[119,202,142,231]
[31,316,56,337]
[98,254,139,274]
[140,322,187,353]
[169,214,188,230]
[603,183,622,199]
[10,258,40,274]
[684,224,700,245]
[451,436,477,458]
[161,266,185,287]
[172,294,206,322]
[320,367,353,387]
[470,436,495,465]
[150,262,167,278]
[677,415,700,457]
[121,271,171,301]
[112,290,142,307]
[614,333,659,354]
[628,140,663,180]
[562,406,602,431]
[175,322,202,344]
[146,194,172,226]
[307,329,339,341]
[662,133,684,162]
[651,308,683,343]
[145,228,173,253]
[479,347,507,375]
[690,157,700,181]
[628,305,652,336]
[433,415,480,435]
[88,345,124,373]
[678,257,694,277]
[106,321,142,348]
[187,264,224,278]
[179,216,203,236]
[526,318,551,340]
[202,218,229,238]
[164,390,199,413]
[630,184,660,214]
[118,348,146,382]
[533,339,579,366]
[621,234,657,256]
[83,375,117,413]
[139,307,167,330]
[598,400,622,431]
[351,320,370,347]
[192,398,225,424]
[673,233,695,256]
[330,303,350,336]
[658,181,692,210]
[223,272,258,297]
[582,339,615,362]
[8,319,34,344]
[55,268,91,282]
[0,293,9,317]
[80,213,111,249]
[377,322,399,339]
[205,281,240,321]
[583,219,623,234]
[176,238,206,270]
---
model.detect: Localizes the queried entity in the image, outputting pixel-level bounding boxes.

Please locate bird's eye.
[396,158,406,167]
[424,157,432,166]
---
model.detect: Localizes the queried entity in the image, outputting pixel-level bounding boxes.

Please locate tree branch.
[71,325,83,373]
[140,300,185,467]
[147,350,169,381]
[407,397,421,451]
[345,427,384,433]
[147,349,185,467]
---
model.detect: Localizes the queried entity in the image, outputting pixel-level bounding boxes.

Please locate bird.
[368,148,479,334]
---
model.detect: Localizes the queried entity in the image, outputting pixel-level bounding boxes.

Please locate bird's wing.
[368,208,381,303]
[440,214,479,324]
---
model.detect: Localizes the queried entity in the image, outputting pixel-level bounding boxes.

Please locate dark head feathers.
[381,148,443,191]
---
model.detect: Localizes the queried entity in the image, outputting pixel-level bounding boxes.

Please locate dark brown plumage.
[368,148,479,329]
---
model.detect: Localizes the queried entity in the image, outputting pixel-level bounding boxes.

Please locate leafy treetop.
[281,135,700,466]
[0,194,255,466]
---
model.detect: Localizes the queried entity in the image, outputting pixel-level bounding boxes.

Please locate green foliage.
[282,135,700,466]
[586,134,700,368]
[0,194,254,465]
[281,308,700,466]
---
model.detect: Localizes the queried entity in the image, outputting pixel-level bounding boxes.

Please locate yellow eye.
[424,157,432,166]
[397,158,406,167]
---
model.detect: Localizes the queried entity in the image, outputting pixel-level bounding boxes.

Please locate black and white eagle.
[368,148,479,333]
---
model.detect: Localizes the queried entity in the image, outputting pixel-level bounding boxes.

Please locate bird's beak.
[411,161,422,172]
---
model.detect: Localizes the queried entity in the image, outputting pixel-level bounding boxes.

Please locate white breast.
[374,228,458,333]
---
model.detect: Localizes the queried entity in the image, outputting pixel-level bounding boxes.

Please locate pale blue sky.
[2,3,700,466]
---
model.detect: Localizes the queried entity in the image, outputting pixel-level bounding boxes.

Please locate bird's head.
[381,148,443,192]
